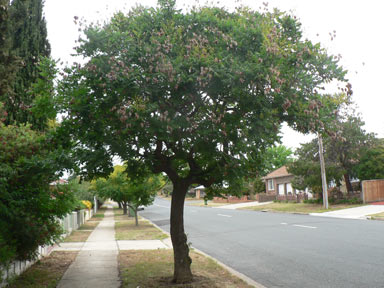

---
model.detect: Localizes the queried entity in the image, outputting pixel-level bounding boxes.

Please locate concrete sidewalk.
[213,201,273,210]
[57,208,121,288]
[310,204,384,219]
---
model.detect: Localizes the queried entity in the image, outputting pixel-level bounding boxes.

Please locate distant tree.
[323,115,375,192]
[58,2,348,282]
[69,177,94,202]
[288,139,344,195]
[261,145,293,175]
[356,142,384,181]
[94,166,161,225]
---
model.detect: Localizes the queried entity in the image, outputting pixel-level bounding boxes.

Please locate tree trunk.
[128,202,134,217]
[123,202,127,215]
[118,202,122,209]
[170,181,193,283]
[134,208,138,226]
[344,174,353,194]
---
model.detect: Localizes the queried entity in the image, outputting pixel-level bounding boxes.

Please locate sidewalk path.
[57,208,121,288]
[213,201,273,210]
[310,204,384,219]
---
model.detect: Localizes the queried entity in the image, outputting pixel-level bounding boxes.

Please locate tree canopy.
[58,1,348,283]
[288,115,375,194]
[356,141,384,181]
[93,165,162,225]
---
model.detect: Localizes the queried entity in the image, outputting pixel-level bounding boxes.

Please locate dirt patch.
[64,230,92,242]
[7,251,77,288]
[119,250,252,288]
[78,221,99,230]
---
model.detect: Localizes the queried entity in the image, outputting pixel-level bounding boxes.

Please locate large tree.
[288,115,375,194]
[3,0,51,125]
[288,138,345,195]
[0,0,19,107]
[58,1,347,283]
[323,115,375,192]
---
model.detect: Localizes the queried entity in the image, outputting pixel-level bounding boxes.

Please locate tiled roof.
[263,166,292,179]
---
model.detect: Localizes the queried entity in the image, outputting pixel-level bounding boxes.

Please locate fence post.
[361,180,365,203]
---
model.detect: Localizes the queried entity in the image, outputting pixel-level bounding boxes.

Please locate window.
[268,179,274,190]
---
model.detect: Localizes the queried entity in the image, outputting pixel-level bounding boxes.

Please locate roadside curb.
[140,215,266,288]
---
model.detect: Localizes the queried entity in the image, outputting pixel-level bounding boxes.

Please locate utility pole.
[318,134,329,209]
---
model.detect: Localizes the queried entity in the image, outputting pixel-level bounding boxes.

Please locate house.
[263,166,312,200]
[263,166,296,196]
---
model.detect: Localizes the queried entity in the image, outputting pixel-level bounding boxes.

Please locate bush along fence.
[0,208,94,287]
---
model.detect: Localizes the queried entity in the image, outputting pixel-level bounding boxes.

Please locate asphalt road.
[139,197,384,288]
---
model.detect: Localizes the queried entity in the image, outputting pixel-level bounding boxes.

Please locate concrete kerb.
[140,215,266,288]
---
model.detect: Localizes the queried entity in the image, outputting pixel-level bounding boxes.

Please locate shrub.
[81,200,92,210]
[0,121,75,266]
[303,198,323,204]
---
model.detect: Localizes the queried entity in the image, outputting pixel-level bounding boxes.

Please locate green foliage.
[323,115,375,190]
[303,198,322,204]
[93,166,161,211]
[328,197,362,205]
[288,138,344,195]
[261,145,293,175]
[288,115,375,194]
[0,0,19,107]
[0,120,76,265]
[58,4,347,188]
[68,177,94,202]
[356,144,384,180]
[3,0,51,125]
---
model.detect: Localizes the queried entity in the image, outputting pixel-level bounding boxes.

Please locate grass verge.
[77,220,99,230]
[369,212,384,220]
[240,202,364,214]
[7,251,77,288]
[114,208,167,240]
[63,230,92,242]
[119,250,253,288]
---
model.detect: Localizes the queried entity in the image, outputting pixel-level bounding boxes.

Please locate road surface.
[140,197,384,288]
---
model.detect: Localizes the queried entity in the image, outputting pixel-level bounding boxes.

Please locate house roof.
[263,166,292,180]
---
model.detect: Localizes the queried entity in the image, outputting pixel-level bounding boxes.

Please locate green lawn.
[241,202,365,214]
[114,208,168,240]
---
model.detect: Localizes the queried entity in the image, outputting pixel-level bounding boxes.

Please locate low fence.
[213,195,253,203]
[276,193,308,203]
[0,209,93,287]
[362,179,384,203]
[255,193,277,203]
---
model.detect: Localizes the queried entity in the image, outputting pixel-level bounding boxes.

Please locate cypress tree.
[0,0,19,109]
[5,0,51,125]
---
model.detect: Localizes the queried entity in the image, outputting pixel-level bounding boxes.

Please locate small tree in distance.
[59,1,348,283]
[93,166,161,226]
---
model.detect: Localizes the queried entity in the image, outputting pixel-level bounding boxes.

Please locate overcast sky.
[44,0,384,150]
